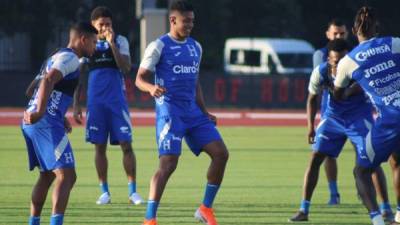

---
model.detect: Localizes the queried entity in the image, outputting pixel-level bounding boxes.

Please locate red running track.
[0,108,316,126]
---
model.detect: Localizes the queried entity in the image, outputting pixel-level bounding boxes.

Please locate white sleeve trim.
[334,55,359,88]
[308,66,322,95]
[392,37,400,54]
[51,52,79,77]
[116,35,130,57]
[139,40,164,72]
[313,50,324,68]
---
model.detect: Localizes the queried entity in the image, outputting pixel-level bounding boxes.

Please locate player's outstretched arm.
[306,93,318,144]
[135,68,166,97]
[24,69,63,124]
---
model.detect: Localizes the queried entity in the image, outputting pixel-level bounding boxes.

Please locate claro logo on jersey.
[172,61,199,74]
[355,44,391,62]
[364,60,396,78]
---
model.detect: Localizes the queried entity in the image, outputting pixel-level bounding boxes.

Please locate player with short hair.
[312,19,393,214]
[334,6,400,225]
[73,6,143,205]
[289,38,385,222]
[135,1,229,225]
[22,22,97,225]
[313,19,349,205]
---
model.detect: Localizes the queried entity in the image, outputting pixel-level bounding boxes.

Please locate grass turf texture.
[0,126,394,224]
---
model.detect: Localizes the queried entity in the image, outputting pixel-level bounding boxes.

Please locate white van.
[224,38,315,75]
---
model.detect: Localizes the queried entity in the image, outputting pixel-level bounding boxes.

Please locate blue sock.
[300,200,310,214]
[145,200,159,220]
[328,181,339,196]
[50,214,64,225]
[100,182,109,194]
[380,202,392,213]
[128,181,136,196]
[369,211,381,219]
[202,184,220,208]
[29,216,40,225]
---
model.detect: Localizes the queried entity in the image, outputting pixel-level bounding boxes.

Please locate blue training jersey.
[139,34,203,116]
[86,35,130,104]
[335,37,400,124]
[309,61,372,120]
[25,48,80,126]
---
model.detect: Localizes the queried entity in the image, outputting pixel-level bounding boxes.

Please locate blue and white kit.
[140,34,222,156]
[22,48,80,171]
[309,61,373,158]
[84,35,133,145]
[335,36,400,168]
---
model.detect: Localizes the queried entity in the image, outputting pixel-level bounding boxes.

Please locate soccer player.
[313,19,348,205]
[135,1,229,225]
[22,22,97,225]
[289,39,387,222]
[73,6,143,205]
[334,6,400,225]
[313,19,393,214]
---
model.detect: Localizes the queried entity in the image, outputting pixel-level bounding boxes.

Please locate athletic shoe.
[129,193,143,205]
[382,210,395,222]
[142,219,157,225]
[288,211,308,222]
[394,211,400,224]
[194,204,218,225]
[96,192,111,205]
[327,194,340,205]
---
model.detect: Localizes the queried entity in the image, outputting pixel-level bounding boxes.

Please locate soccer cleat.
[382,210,395,222]
[142,218,158,225]
[288,211,308,222]
[194,204,218,225]
[129,193,143,205]
[96,192,111,205]
[327,194,340,205]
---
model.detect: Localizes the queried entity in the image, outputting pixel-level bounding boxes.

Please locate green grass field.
[0,126,395,225]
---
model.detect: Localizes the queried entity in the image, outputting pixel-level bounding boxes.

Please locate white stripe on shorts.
[55,134,69,161]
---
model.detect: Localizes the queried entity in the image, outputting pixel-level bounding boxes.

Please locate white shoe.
[395,211,400,223]
[129,193,143,205]
[96,192,111,205]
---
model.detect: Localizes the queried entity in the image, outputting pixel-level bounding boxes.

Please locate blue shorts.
[21,124,75,172]
[86,102,132,145]
[358,118,400,168]
[313,115,373,158]
[156,113,222,156]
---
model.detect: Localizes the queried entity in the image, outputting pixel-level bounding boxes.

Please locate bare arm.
[104,28,131,75]
[343,82,363,99]
[25,78,40,98]
[306,93,318,144]
[110,43,131,75]
[333,86,346,101]
[135,68,166,97]
[23,69,63,124]
[72,64,88,124]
